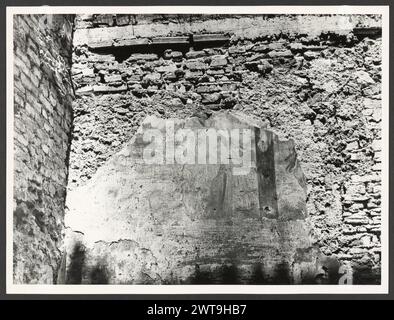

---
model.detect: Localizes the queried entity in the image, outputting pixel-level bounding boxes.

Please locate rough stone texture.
[13,14,74,284]
[65,111,338,284]
[69,14,382,283]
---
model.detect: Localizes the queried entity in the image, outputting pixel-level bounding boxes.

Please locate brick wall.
[13,14,74,284]
[69,14,382,283]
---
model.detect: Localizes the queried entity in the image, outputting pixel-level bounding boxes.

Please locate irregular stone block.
[184,70,203,80]
[87,53,116,62]
[303,45,328,51]
[346,141,359,151]
[210,55,228,68]
[258,60,273,74]
[76,85,93,95]
[372,163,382,171]
[196,84,221,93]
[303,51,320,60]
[252,44,270,53]
[104,74,122,83]
[93,84,127,93]
[207,69,225,76]
[246,53,265,63]
[268,50,293,58]
[142,72,161,86]
[219,82,238,92]
[163,50,183,61]
[185,59,208,71]
[289,43,304,51]
[268,42,286,51]
[156,64,177,74]
[371,108,382,122]
[355,70,375,85]
[229,46,247,54]
[81,68,94,76]
[345,215,369,225]
[201,93,221,104]
[185,50,206,59]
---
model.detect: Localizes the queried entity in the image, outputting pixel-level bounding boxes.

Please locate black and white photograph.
[6,5,389,294]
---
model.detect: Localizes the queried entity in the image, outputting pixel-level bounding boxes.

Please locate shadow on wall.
[64,242,380,285]
[189,260,380,285]
[65,242,109,284]
[66,242,85,284]
[190,261,324,285]
[190,263,241,284]
[352,265,381,285]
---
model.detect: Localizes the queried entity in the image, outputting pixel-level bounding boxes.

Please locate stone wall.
[68,14,382,283]
[13,14,74,284]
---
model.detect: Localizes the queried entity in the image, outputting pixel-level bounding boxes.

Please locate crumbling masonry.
[13,14,382,284]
